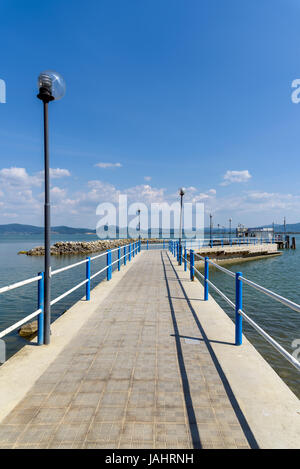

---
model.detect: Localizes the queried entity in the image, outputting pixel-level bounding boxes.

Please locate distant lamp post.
[37,71,66,345]
[229,218,232,240]
[137,209,141,241]
[209,214,213,244]
[178,188,185,265]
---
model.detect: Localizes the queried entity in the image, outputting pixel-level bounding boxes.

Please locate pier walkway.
[0,249,299,448]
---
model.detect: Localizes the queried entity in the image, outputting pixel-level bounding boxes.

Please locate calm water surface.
[0,234,299,398]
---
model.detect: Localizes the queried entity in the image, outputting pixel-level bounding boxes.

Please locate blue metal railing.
[0,240,142,351]
[169,240,300,372]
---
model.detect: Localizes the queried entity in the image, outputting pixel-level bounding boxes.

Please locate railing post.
[86,257,91,300]
[177,242,179,262]
[37,272,44,345]
[178,243,182,266]
[139,239,141,252]
[190,249,194,281]
[184,247,187,271]
[129,243,131,261]
[235,272,243,346]
[204,257,209,301]
[118,247,121,271]
[147,240,149,250]
[124,246,127,266]
[107,249,112,280]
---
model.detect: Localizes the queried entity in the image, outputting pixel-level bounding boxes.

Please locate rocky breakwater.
[20,239,135,256]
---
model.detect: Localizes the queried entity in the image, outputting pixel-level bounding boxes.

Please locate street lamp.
[229,218,232,240]
[137,209,141,241]
[37,71,66,345]
[178,188,185,265]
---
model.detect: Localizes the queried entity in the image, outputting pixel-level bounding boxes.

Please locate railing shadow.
[170,334,234,347]
[160,252,202,449]
[164,251,259,449]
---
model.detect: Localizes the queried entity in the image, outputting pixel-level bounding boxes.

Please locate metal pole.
[37,272,44,345]
[86,257,91,300]
[235,272,243,345]
[179,194,183,265]
[118,247,121,271]
[204,257,209,301]
[43,101,51,345]
[190,249,194,281]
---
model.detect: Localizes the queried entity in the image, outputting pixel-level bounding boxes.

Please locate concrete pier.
[0,250,299,449]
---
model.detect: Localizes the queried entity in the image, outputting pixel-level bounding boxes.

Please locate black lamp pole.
[37,71,65,345]
[137,209,141,241]
[37,85,54,345]
[43,100,51,345]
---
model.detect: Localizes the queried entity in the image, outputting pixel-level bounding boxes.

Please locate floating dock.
[0,249,299,449]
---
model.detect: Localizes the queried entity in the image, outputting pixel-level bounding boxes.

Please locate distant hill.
[0,224,96,235]
[259,223,300,233]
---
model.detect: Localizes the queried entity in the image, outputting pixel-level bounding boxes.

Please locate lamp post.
[37,71,66,345]
[229,218,232,240]
[178,188,185,265]
[209,213,213,245]
[137,209,141,241]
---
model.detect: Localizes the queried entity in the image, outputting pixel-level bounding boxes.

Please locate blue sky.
[1,0,300,229]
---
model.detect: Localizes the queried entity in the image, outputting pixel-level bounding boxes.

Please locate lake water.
[0,233,299,399]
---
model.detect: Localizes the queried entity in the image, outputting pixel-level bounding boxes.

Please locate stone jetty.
[192,243,281,267]
[20,239,133,256]
[19,238,161,256]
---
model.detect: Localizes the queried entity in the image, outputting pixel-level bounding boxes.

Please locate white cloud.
[221,170,252,186]
[50,168,71,178]
[95,162,122,169]
[0,167,41,187]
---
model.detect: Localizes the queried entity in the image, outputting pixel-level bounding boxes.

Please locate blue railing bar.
[206,279,236,309]
[50,279,88,306]
[0,275,42,295]
[238,309,300,372]
[52,258,88,276]
[241,277,300,314]
[0,308,42,339]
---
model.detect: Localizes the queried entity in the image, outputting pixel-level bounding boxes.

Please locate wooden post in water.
[285,235,290,249]
[291,237,296,249]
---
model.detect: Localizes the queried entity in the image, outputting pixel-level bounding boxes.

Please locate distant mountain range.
[0,222,299,235]
[0,224,96,235]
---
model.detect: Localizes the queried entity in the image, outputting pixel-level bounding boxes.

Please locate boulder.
[18,320,38,339]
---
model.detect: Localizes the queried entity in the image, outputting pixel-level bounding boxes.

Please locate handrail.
[0,240,142,346]
[170,239,300,373]
[52,258,88,276]
[0,275,42,294]
[0,308,42,339]
[238,308,300,372]
[241,276,300,314]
